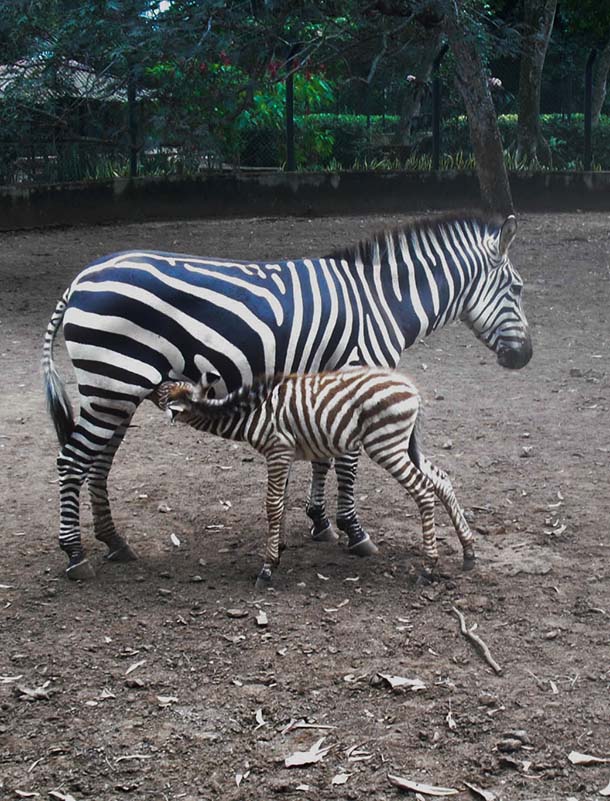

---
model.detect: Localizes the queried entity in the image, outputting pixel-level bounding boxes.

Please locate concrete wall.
[1,170,609,230]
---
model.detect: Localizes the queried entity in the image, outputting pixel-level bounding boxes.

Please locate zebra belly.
[64,251,401,398]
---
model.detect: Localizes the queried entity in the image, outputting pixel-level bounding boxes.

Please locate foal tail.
[42,289,74,447]
[407,409,453,492]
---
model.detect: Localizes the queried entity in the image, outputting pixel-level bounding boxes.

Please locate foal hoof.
[105,544,138,563]
[463,553,476,571]
[347,532,378,557]
[66,558,96,581]
[255,566,273,592]
[416,569,435,587]
[310,522,339,544]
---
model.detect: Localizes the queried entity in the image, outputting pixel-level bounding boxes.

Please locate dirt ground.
[0,211,609,801]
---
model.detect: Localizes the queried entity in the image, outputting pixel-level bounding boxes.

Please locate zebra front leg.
[88,420,138,563]
[305,460,338,543]
[256,452,293,590]
[335,452,378,557]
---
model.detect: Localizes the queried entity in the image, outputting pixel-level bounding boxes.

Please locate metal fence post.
[432,43,449,171]
[584,48,597,171]
[285,46,298,171]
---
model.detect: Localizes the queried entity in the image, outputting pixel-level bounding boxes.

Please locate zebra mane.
[325,210,502,263]
[177,374,282,419]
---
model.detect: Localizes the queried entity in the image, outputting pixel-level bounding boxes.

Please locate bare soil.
[1,212,609,801]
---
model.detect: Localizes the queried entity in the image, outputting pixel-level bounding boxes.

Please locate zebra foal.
[163,367,475,588]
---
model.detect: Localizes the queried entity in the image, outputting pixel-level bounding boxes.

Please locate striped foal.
[163,367,475,588]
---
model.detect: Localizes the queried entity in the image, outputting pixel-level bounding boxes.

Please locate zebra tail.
[42,290,74,447]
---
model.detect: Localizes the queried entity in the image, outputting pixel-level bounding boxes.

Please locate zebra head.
[461,215,532,370]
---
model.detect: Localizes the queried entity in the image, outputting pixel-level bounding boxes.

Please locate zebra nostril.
[497,340,532,369]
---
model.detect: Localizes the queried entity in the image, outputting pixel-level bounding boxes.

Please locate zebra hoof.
[310,522,339,544]
[66,558,96,581]
[348,533,378,557]
[105,544,138,563]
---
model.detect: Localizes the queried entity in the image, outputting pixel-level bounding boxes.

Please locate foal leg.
[335,452,378,556]
[415,453,475,570]
[305,460,338,543]
[256,451,293,590]
[364,443,439,580]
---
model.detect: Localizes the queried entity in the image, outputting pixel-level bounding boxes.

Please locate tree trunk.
[592,37,610,126]
[516,0,557,166]
[441,6,513,215]
[395,27,442,146]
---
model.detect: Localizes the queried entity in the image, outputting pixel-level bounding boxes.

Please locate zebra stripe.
[42,211,531,578]
[163,367,475,587]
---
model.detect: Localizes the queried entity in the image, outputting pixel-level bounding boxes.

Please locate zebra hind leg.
[305,460,338,544]
[57,399,138,579]
[88,416,139,563]
[335,452,378,557]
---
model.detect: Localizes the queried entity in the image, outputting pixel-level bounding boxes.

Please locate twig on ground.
[450,606,503,675]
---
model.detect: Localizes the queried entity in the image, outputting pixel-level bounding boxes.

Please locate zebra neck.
[390,225,484,344]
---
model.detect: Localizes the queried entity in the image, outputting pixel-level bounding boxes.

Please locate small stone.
[434,393,445,401]
[158,588,172,597]
[497,738,523,753]
[520,446,533,458]
[478,692,496,706]
[125,678,146,689]
[191,575,204,583]
[569,368,583,378]
[503,729,531,745]
[227,608,248,619]
[544,629,559,640]
[158,571,172,579]
[442,439,453,450]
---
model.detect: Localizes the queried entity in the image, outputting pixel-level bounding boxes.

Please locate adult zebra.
[43,211,532,579]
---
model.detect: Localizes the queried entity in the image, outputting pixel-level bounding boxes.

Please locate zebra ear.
[498,214,517,258]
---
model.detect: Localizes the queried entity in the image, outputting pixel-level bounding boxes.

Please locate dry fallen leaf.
[15,684,50,701]
[254,708,266,730]
[285,737,332,768]
[125,659,146,676]
[157,695,178,706]
[332,772,350,785]
[463,781,496,801]
[378,673,426,692]
[387,774,458,796]
[48,792,78,801]
[568,751,610,765]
